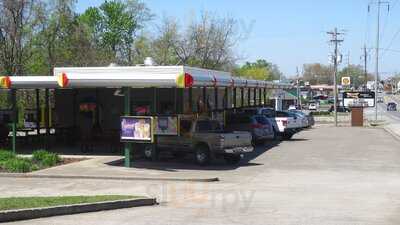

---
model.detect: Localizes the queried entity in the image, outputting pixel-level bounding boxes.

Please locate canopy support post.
[188,87,193,113]
[248,88,251,106]
[44,88,50,150]
[11,89,16,154]
[35,89,40,135]
[241,88,244,108]
[152,87,158,162]
[253,88,257,106]
[233,87,237,109]
[263,88,267,106]
[123,87,132,167]
[214,87,218,114]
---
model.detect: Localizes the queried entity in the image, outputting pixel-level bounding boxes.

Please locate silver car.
[226,113,276,146]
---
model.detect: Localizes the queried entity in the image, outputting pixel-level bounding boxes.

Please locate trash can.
[350,107,364,127]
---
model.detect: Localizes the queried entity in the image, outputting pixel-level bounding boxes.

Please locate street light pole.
[373,0,389,121]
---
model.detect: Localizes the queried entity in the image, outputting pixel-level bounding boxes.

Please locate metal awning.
[0,66,293,89]
[0,76,59,89]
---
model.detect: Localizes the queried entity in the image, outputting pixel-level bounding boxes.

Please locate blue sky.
[76,0,400,78]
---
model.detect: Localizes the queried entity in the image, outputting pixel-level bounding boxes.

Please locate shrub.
[1,158,33,173]
[0,150,16,162]
[32,150,60,167]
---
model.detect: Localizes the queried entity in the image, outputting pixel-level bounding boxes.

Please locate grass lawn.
[0,195,140,211]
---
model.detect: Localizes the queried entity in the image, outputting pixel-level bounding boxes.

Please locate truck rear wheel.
[195,145,210,166]
[224,154,241,165]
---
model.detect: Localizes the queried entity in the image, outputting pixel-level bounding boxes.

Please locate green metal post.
[123,87,132,167]
[11,89,16,154]
[44,89,49,150]
[152,87,158,161]
[233,87,237,108]
[248,88,251,106]
[35,89,40,135]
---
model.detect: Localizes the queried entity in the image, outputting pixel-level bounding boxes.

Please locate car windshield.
[196,120,222,132]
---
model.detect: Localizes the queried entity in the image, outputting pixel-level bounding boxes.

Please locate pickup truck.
[144,118,254,165]
[241,107,302,139]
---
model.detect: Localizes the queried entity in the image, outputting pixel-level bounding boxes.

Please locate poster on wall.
[154,116,179,136]
[120,116,153,143]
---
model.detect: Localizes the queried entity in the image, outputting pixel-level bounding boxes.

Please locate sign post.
[123,87,132,167]
[342,91,375,127]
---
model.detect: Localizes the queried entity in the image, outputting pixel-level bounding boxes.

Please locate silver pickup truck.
[144,118,253,165]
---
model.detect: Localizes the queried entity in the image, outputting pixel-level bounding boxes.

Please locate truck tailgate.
[221,131,252,149]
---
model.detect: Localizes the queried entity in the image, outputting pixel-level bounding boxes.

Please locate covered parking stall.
[0,66,291,166]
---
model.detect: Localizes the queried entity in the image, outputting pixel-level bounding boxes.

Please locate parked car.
[239,107,303,139]
[285,111,306,130]
[377,97,384,103]
[308,103,318,110]
[329,105,351,113]
[387,102,397,111]
[288,105,297,110]
[289,110,314,128]
[226,113,275,145]
[151,117,254,165]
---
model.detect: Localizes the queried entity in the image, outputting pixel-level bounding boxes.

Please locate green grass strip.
[0,195,140,211]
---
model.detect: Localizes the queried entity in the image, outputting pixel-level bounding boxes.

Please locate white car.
[241,108,303,140]
[308,103,317,110]
[288,105,297,110]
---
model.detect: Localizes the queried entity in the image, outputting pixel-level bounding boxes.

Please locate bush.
[32,150,60,167]
[1,158,33,173]
[0,150,16,162]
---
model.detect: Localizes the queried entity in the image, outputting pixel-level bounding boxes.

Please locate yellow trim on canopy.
[175,73,185,88]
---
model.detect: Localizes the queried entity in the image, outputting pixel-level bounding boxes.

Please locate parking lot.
[2,125,400,225]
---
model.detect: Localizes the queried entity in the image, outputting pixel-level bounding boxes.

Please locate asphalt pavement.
[2,125,400,225]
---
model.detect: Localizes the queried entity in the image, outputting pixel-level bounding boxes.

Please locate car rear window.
[261,109,276,118]
[276,111,289,117]
[227,114,252,123]
[196,120,222,132]
[243,109,258,115]
[254,116,269,125]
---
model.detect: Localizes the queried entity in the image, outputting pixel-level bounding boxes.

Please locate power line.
[379,1,391,41]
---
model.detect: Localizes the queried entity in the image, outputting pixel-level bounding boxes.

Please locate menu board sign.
[120,116,153,143]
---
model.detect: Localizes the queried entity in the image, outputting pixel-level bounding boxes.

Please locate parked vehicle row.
[141,107,314,166]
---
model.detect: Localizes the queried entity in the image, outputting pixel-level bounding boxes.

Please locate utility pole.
[363,44,368,90]
[372,0,389,121]
[327,28,344,127]
[296,67,301,109]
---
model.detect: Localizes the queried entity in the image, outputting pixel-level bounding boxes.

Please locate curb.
[0,173,220,183]
[0,198,156,223]
[383,125,400,141]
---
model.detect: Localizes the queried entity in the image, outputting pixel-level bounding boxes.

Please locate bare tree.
[34,0,76,75]
[172,12,241,70]
[0,0,38,75]
[151,16,180,65]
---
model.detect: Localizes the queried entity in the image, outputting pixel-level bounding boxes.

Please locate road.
[2,125,400,225]
[364,94,400,123]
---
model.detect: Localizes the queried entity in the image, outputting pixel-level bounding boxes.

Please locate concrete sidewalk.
[23,155,221,182]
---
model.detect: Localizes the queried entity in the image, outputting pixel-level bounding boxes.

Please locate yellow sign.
[341,77,351,86]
